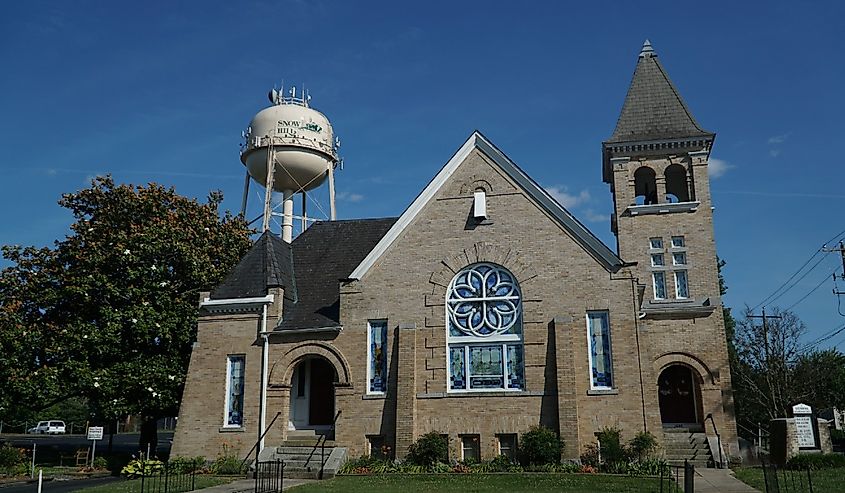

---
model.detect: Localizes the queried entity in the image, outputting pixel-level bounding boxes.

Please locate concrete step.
[666,459,711,468]
[276,459,328,468]
[271,453,327,462]
[277,440,336,448]
[664,444,709,452]
[665,452,711,461]
[276,444,335,454]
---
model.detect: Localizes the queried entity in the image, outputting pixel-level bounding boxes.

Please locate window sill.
[587,388,619,396]
[219,426,245,433]
[625,201,700,216]
[362,394,386,400]
[417,390,546,399]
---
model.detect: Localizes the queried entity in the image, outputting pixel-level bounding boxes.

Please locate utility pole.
[748,308,784,365]
[825,241,845,296]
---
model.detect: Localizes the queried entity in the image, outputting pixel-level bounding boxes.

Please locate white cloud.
[336,191,365,203]
[769,149,781,158]
[545,186,591,209]
[768,133,790,145]
[708,158,733,178]
[583,209,610,223]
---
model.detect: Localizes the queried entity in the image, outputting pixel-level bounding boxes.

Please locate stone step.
[280,466,321,480]
[665,452,711,460]
[271,453,329,462]
[275,459,328,468]
[666,459,711,468]
[278,440,336,448]
[664,443,709,451]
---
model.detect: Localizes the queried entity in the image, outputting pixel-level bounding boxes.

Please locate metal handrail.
[704,413,724,468]
[319,410,342,480]
[241,411,283,470]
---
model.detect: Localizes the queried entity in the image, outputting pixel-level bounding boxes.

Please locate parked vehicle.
[26,420,66,434]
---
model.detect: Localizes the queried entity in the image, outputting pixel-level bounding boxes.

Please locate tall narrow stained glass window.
[368,320,388,394]
[446,263,524,391]
[587,312,613,389]
[225,355,245,427]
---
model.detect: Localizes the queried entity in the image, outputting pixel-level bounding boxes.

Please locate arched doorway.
[288,357,337,431]
[658,364,703,428]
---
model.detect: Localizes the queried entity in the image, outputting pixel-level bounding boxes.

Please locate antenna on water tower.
[239,86,340,242]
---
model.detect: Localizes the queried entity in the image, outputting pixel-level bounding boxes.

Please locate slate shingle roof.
[277,218,397,331]
[208,218,397,331]
[209,231,293,300]
[606,42,713,144]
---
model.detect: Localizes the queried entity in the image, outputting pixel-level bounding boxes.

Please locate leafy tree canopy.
[0,177,251,432]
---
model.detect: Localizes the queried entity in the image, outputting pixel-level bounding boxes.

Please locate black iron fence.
[254,460,285,493]
[132,464,198,493]
[762,462,814,493]
[657,460,695,493]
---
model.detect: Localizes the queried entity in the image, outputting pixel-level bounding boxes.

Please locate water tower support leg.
[282,189,294,243]
[301,193,307,232]
[328,165,337,220]
[241,170,251,217]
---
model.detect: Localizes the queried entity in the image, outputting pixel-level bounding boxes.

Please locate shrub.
[596,426,627,464]
[628,431,658,460]
[830,428,845,444]
[92,457,109,470]
[627,457,670,477]
[489,454,523,472]
[168,456,207,474]
[121,459,164,478]
[406,432,448,466]
[211,454,246,475]
[0,445,26,469]
[519,426,563,465]
[786,453,845,470]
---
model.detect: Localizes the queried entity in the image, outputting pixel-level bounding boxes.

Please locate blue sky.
[2,1,845,349]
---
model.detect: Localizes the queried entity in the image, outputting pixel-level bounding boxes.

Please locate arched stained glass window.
[446,263,524,391]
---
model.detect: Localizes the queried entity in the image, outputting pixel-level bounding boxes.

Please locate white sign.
[793,403,812,415]
[795,415,816,448]
[87,426,104,440]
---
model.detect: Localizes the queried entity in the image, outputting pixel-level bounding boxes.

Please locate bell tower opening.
[664,164,691,203]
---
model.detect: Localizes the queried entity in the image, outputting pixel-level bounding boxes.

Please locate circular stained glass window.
[446,263,521,337]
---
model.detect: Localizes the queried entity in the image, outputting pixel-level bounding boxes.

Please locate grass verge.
[733,466,845,493]
[74,475,235,493]
[287,473,677,492]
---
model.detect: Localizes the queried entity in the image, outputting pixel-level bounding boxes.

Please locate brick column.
[264,385,289,447]
[395,323,417,459]
[553,316,580,460]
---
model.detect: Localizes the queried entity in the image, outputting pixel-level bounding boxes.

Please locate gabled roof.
[348,131,625,280]
[606,40,713,144]
[209,231,294,300]
[275,218,397,331]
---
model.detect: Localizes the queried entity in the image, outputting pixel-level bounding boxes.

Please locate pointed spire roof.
[606,40,713,144]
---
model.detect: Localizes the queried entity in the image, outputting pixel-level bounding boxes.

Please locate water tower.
[240,86,340,242]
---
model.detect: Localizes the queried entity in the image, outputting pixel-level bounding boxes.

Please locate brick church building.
[171,41,738,467]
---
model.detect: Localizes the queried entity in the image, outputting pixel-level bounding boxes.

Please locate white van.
[26,421,66,434]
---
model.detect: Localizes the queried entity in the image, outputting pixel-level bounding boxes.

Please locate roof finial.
[639,39,655,58]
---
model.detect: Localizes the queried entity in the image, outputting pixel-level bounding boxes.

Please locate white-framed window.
[461,435,481,462]
[498,434,517,459]
[672,252,687,266]
[671,235,685,248]
[586,312,613,389]
[651,254,664,267]
[653,272,667,300]
[224,355,245,427]
[649,237,663,250]
[367,320,388,394]
[675,271,689,299]
[446,263,524,392]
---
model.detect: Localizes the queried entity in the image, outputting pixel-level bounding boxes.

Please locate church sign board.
[792,403,816,449]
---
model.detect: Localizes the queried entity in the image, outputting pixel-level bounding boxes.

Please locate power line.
[783,266,839,312]
[754,253,833,310]
[750,228,845,311]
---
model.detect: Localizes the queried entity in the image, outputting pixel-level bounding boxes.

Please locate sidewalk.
[694,468,761,493]
[200,478,316,492]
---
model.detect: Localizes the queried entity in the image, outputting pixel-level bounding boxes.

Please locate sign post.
[792,403,817,449]
[87,426,104,467]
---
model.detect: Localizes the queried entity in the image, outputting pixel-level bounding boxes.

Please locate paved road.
[0,476,121,493]
[1,432,174,459]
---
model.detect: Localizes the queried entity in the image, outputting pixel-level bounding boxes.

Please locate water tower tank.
[240,90,338,193]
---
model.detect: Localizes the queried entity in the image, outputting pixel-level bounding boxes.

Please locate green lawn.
[733,467,845,493]
[74,475,234,493]
[288,474,678,493]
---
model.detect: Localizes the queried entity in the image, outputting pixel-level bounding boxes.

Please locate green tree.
[792,349,845,412]
[0,176,251,451]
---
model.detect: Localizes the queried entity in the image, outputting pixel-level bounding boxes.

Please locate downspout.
[259,305,269,456]
[613,262,648,432]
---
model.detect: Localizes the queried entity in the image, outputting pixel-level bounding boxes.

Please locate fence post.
[807,466,813,493]
[164,461,169,493]
[659,465,664,493]
[140,471,145,493]
[191,469,196,492]
[684,459,694,493]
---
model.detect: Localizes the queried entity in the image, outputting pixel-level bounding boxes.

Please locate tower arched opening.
[634,166,658,205]
[664,164,690,203]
